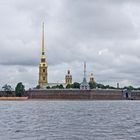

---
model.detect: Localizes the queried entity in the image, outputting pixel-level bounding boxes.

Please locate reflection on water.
[0,101,140,140]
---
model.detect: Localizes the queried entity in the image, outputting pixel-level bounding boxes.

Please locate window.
[43,77,45,81]
[41,58,45,62]
[43,69,45,72]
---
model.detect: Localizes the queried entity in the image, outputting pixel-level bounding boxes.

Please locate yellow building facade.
[89,73,95,83]
[65,70,72,85]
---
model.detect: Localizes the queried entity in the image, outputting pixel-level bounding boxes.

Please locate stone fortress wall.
[27,89,140,100]
[0,89,140,100]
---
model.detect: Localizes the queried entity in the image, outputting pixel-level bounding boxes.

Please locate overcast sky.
[1,0,140,89]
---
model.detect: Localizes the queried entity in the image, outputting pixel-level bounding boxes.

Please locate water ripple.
[0,101,140,139]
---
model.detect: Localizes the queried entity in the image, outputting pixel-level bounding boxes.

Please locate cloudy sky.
[0,0,140,89]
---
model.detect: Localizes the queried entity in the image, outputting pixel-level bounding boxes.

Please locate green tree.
[89,82,96,89]
[46,86,50,89]
[72,82,80,89]
[15,82,25,97]
[51,86,56,89]
[36,85,41,89]
[96,83,105,89]
[59,84,64,89]
[2,84,13,96]
[51,85,64,89]
[66,84,72,89]
[123,86,135,91]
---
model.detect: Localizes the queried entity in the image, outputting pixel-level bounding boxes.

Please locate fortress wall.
[27,89,124,100]
[28,90,90,100]
[131,91,140,100]
[90,90,123,100]
[0,89,140,100]
[0,91,15,96]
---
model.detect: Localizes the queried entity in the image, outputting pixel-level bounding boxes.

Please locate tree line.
[36,82,140,90]
[1,82,25,97]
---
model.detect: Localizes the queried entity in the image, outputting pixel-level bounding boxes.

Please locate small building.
[117,83,119,89]
[80,77,89,90]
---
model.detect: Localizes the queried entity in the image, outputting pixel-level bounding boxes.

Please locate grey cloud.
[0,0,140,87]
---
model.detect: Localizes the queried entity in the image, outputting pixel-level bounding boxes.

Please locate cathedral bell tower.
[89,73,95,83]
[38,22,48,87]
[65,70,72,85]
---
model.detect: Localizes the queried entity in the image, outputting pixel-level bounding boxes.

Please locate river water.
[0,101,140,140]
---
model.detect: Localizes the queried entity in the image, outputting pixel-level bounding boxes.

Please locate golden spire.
[39,22,48,87]
[42,22,45,57]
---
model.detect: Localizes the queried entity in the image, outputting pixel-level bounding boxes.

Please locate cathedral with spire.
[38,22,48,88]
[38,23,73,88]
[38,23,95,89]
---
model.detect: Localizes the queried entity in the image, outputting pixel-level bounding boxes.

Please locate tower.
[117,83,119,89]
[80,62,89,90]
[38,22,48,87]
[89,73,95,83]
[65,70,72,85]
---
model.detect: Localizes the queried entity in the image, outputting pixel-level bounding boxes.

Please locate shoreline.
[0,97,28,100]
